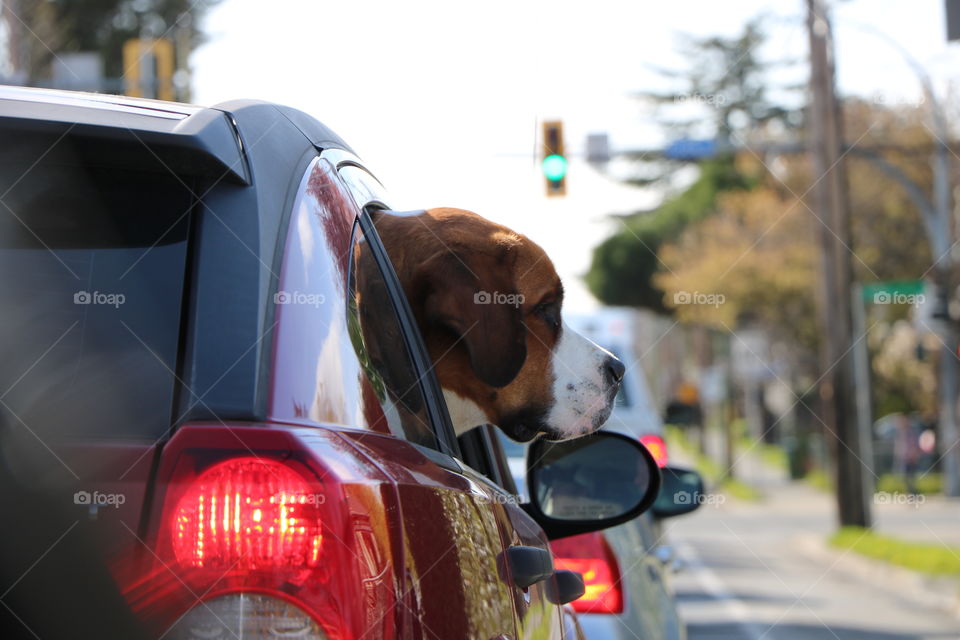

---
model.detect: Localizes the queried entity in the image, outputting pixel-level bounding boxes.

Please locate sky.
[191,0,959,310]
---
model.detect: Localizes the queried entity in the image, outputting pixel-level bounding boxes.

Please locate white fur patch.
[440,323,620,440]
[544,322,618,439]
[445,389,490,436]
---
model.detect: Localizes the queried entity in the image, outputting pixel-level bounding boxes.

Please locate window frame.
[326,151,461,460]
[346,215,439,451]
[325,151,526,493]
[356,209,462,458]
[458,426,521,497]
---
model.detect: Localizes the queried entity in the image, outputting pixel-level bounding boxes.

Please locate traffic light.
[541,120,567,197]
[122,38,175,101]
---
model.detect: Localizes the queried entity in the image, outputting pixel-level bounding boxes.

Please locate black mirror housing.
[652,466,705,518]
[523,431,661,539]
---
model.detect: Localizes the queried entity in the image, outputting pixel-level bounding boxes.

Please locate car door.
[305,151,563,640]
[460,425,569,640]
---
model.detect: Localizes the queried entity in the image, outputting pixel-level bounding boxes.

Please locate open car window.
[346,219,438,449]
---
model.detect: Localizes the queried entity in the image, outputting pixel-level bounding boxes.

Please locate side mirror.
[525,431,661,539]
[651,466,705,518]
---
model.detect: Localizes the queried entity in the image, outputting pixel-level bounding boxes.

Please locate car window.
[270,157,439,450]
[346,221,437,448]
[614,377,632,408]
[495,430,529,500]
[605,345,632,408]
[0,138,191,439]
[480,425,520,496]
[498,434,526,459]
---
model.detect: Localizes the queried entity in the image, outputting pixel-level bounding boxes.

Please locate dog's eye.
[535,302,560,330]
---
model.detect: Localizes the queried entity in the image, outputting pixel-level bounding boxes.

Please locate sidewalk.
[683,428,960,616]
[665,429,960,638]
[696,427,960,547]
[666,475,960,639]
[873,495,960,547]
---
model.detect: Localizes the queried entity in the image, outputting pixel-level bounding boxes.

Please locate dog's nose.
[603,356,625,387]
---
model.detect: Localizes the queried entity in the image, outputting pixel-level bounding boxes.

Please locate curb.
[794,533,960,620]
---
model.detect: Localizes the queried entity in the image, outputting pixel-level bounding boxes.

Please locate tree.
[653,99,941,423]
[585,157,752,311]
[842,99,939,282]
[587,18,799,312]
[12,0,219,98]
[641,17,801,144]
[656,174,819,353]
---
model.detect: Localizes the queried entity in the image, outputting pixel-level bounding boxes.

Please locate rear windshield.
[0,136,192,440]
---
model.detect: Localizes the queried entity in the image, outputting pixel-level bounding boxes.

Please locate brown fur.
[374,208,564,440]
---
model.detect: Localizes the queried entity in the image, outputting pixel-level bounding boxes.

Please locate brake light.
[126,424,398,640]
[550,532,623,614]
[640,434,669,467]
[171,457,323,571]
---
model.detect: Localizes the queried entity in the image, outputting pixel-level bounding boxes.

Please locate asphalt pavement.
[664,439,960,640]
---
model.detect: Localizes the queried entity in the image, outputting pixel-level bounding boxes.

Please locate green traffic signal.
[542,154,568,181]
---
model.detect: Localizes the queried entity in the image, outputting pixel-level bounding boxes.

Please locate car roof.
[0,85,203,119]
[0,85,358,425]
[0,85,354,185]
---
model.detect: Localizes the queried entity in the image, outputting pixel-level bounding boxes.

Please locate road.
[663,450,960,640]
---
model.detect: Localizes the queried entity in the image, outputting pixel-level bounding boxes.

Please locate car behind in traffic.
[501,308,704,640]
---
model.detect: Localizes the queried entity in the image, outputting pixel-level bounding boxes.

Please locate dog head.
[375,207,624,442]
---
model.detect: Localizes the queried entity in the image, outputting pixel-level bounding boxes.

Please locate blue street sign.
[663,139,718,161]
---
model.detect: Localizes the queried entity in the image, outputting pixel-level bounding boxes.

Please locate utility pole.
[807,0,871,527]
[928,63,960,498]
[846,19,959,497]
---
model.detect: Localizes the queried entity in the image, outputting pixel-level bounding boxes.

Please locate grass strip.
[830,526,960,576]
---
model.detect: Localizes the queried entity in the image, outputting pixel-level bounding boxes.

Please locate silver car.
[501,311,704,639]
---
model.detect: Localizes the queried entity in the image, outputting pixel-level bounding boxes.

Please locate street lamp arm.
[839,20,942,121]
[847,147,941,252]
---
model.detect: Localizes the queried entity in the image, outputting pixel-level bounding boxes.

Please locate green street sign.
[861,280,925,304]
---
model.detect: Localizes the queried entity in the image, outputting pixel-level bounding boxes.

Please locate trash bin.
[783,435,808,480]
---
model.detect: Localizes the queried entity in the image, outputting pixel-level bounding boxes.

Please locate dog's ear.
[419,252,527,388]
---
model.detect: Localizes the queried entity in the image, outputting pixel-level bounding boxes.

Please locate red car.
[0,86,660,640]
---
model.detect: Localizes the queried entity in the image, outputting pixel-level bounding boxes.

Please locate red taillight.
[126,425,398,640]
[550,532,623,615]
[640,434,669,468]
[171,457,324,571]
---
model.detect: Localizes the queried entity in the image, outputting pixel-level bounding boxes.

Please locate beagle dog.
[374,208,625,442]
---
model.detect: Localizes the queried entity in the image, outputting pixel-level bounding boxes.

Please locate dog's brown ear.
[420,252,527,388]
